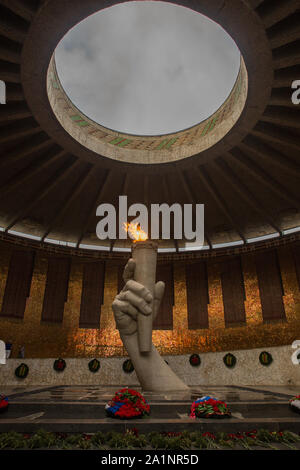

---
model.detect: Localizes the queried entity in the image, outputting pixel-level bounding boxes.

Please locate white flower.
[290,399,300,411]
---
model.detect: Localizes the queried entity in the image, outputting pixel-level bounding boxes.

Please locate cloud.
[55,1,240,136]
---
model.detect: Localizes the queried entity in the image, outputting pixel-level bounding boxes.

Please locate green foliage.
[148,434,167,449]
[215,432,236,448]
[107,433,128,449]
[0,432,26,449]
[91,431,106,447]
[148,432,192,450]
[64,434,81,444]
[218,439,235,448]
[256,428,276,442]
[77,437,92,449]
[190,433,219,449]
[0,428,299,449]
[124,431,147,448]
[167,436,192,450]
[282,431,300,443]
[103,430,148,449]
[26,429,58,449]
[250,428,300,450]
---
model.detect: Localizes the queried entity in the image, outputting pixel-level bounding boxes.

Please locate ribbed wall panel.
[186,262,209,329]
[41,257,70,323]
[292,244,300,290]
[79,262,105,328]
[221,257,246,326]
[0,250,35,319]
[255,250,286,322]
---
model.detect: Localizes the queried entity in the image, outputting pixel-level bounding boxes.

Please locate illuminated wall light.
[212,240,244,249]
[79,243,110,251]
[246,232,280,244]
[0,227,297,252]
[282,226,300,235]
[158,247,177,253]
[0,80,6,104]
[178,242,210,252]
[43,238,61,245]
[43,238,76,247]
[112,247,131,252]
[178,245,210,252]
[7,230,42,241]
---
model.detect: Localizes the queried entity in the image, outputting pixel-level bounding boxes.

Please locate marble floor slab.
[0,385,299,434]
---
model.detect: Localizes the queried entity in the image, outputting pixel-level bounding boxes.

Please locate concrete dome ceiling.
[0,0,299,254]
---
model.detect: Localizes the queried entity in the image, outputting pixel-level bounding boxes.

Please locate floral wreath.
[223,353,236,368]
[53,358,66,372]
[105,388,150,419]
[189,354,201,367]
[259,351,273,366]
[122,359,134,374]
[15,363,29,379]
[0,395,9,413]
[190,396,231,419]
[88,359,100,373]
[289,395,300,415]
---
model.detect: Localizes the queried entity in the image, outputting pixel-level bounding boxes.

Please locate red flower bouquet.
[190,396,231,419]
[105,388,150,420]
[0,395,9,413]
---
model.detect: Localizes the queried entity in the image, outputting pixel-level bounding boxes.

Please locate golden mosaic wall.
[0,243,299,358]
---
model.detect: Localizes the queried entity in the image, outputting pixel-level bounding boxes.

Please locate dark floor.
[0,385,299,434]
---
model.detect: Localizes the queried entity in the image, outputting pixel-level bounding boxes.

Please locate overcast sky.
[55,1,240,136]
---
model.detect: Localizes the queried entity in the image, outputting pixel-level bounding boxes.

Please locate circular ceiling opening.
[48,1,248,164]
[55,1,240,136]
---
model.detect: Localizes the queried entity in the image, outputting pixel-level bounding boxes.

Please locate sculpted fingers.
[112,298,137,335]
[123,259,135,284]
[114,295,138,320]
[124,279,152,302]
[153,281,165,320]
[118,290,152,315]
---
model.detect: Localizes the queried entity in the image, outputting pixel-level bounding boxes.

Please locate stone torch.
[125,223,158,353]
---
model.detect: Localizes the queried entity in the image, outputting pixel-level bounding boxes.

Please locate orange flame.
[123,222,148,242]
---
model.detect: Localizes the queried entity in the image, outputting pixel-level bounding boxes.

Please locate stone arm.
[112,259,188,392]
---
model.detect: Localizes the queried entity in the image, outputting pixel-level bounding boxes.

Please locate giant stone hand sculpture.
[113,258,188,392]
